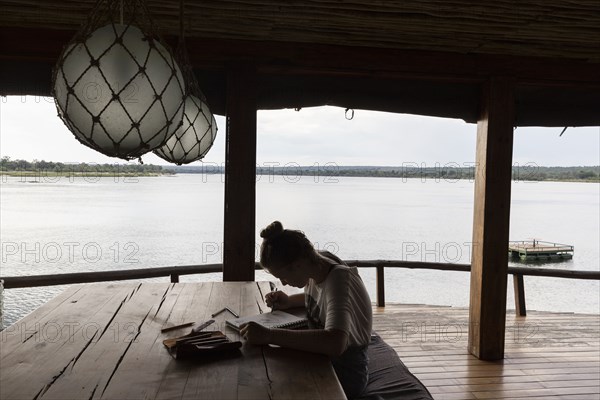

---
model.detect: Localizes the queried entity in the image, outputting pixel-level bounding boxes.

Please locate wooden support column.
[223,64,257,282]
[513,274,527,316]
[468,77,515,360]
[376,265,385,307]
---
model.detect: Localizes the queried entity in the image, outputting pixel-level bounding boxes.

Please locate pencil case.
[162,330,242,359]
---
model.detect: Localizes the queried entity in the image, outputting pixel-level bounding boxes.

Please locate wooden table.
[0,282,345,399]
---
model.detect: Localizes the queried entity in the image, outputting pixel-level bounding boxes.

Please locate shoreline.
[1,171,597,183]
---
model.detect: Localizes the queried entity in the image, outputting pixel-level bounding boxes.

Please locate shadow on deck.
[373,304,600,400]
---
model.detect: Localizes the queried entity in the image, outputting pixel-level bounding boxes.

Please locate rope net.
[52,0,185,160]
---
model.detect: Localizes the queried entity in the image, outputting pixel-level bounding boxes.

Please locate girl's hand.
[240,322,272,345]
[265,291,289,310]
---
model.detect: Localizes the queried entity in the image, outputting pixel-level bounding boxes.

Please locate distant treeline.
[2,158,598,181]
[0,157,172,175]
[166,164,600,182]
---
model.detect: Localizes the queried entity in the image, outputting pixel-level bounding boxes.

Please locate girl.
[240,221,373,398]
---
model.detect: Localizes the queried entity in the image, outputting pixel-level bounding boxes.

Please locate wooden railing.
[345,261,599,316]
[1,261,598,317]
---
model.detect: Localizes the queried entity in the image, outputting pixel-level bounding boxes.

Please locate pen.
[211,307,239,318]
[192,319,215,333]
[270,286,278,310]
[226,307,239,318]
[161,321,194,333]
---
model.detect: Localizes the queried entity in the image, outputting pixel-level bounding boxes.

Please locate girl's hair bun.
[260,220,284,239]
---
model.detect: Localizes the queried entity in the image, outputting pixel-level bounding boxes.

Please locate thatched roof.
[1,0,599,125]
[2,0,600,61]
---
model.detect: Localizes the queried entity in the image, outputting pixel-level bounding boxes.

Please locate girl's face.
[269,259,311,288]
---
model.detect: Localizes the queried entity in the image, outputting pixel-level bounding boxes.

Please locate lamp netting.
[52,0,185,160]
[153,38,218,165]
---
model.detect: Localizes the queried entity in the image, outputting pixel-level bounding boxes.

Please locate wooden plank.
[236,282,272,400]
[468,76,515,361]
[0,284,137,399]
[473,385,600,399]
[540,379,600,389]
[223,64,257,282]
[427,381,546,394]
[41,283,181,400]
[430,361,600,373]
[423,373,600,386]
[154,283,215,400]
[83,283,177,399]
[175,282,243,399]
[434,392,477,400]
[159,282,239,400]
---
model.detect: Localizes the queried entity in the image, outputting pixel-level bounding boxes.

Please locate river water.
[1,173,598,327]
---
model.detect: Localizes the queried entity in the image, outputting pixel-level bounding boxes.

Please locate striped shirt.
[305,251,372,347]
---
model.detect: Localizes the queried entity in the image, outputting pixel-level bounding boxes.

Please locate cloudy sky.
[1,96,598,167]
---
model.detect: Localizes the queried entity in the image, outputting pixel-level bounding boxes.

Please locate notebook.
[226,310,308,331]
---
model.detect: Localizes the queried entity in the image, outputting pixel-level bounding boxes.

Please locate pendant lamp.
[52,0,185,160]
[153,0,217,165]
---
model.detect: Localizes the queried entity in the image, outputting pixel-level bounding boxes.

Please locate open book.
[226,310,308,331]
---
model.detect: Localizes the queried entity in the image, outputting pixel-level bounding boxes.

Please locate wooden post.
[223,64,257,282]
[513,274,526,316]
[468,77,515,360]
[376,265,385,307]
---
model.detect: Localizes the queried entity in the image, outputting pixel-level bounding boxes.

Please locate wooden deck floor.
[373,304,600,400]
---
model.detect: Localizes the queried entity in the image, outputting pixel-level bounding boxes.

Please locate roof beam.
[1,27,599,126]
[1,27,599,85]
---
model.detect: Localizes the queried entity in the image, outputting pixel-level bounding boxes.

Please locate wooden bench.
[359,333,433,400]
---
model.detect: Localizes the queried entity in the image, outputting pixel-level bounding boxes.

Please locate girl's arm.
[240,323,349,358]
[265,291,305,310]
[285,293,305,308]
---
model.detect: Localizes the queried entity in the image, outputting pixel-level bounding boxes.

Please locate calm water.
[1,174,599,327]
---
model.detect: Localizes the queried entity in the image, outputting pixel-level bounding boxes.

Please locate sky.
[0,95,598,167]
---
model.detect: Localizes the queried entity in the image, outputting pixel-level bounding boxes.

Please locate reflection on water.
[1,174,598,328]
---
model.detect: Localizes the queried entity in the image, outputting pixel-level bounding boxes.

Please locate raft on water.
[509,240,574,261]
